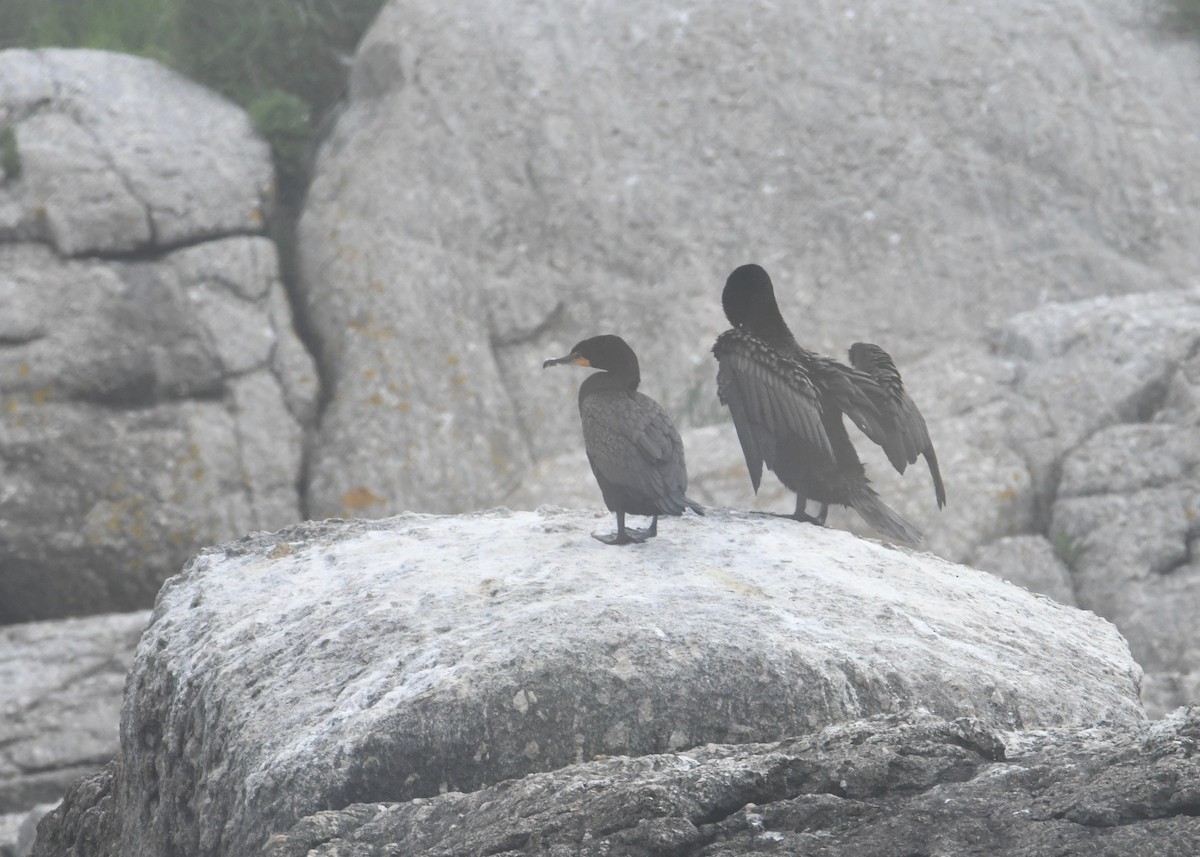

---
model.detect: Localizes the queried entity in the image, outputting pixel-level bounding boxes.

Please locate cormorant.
[712,264,945,542]
[543,334,704,545]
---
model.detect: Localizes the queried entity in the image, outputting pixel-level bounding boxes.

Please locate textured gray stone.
[973,535,1077,606]
[0,47,319,623]
[296,0,1200,518]
[36,509,1144,856]
[29,764,114,857]
[0,239,316,621]
[1052,420,1200,718]
[0,612,146,814]
[0,48,271,255]
[260,711,1200,857]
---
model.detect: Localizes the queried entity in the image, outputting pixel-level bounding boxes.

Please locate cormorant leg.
[593,511,646,546]
[627,516,659,540]
[779,495,824,526]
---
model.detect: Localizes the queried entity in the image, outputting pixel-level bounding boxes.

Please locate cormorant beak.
[542,353,590,369]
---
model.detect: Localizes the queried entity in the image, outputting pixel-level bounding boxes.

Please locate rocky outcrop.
[263,710,1200,857]
[0,49,317,622]
[33,509,1143,856]
[515,287,1200,714]
[0,611,147,814]
[296,0,1200,518]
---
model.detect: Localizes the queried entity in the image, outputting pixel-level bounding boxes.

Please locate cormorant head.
[722,263,785,330]
[542,334,641,388]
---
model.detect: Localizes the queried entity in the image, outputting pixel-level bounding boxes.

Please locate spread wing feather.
[848,342,946,508]
[713,330,834,493]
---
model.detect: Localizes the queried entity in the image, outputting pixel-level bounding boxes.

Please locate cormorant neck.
[742,310,797,353]
[578,367,639,403]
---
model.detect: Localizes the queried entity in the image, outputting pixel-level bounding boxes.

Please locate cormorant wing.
[713,329,835,493]
[848,342,946,508]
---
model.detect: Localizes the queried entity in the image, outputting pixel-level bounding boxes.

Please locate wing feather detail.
[849,341,946,508]
[713,329,835,492]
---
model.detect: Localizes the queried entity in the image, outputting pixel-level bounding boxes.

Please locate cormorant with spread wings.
[712,264,945,542]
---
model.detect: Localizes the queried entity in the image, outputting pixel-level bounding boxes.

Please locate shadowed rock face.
[0,49,318,622]
[296,0,1200,519]
[35,509,1144,857]
[262,711,1200,857]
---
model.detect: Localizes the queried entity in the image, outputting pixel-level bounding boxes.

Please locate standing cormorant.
[712,264,945,542]
[543,334,704,545]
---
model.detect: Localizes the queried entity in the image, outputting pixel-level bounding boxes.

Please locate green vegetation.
[0,0,385,203]
[1052,530,1088,571]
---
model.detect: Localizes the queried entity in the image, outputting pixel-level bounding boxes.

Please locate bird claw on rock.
[592,531,646,546]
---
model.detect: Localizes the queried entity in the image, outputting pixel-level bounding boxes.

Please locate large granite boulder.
[296,0,1200,518]
[34,509,1143,856]
[512,289,1200,714]
[0,49,318,622]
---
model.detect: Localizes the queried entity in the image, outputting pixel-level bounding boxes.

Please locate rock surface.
[296,0,1200,518]
[0,611,147,815]
[514,287,1200,713]
[34,509,1143,856]
[262,710,1200,857]
[0,49,269,254]
[972,535,1077,606]
[0,49,318,622]
[0,802,54,857]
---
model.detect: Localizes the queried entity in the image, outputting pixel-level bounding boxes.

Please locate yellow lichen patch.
[367,280,385,293]
[347,319,395,340]
[29,387,51,405]
[5,397,18,414]
[363,368,378,380]
[341,486,387,511]
[396,401,410,413]
[85,496,157,550]
[268,542,295,560]
[191,466,205,481]
[248,207,264,226]
[705,566,768,598]
[366,393,384,406]
[18,363,31,379]
[447,355,460,367]
[996,486,1017,501]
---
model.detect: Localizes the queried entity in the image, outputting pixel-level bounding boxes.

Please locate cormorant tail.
[659,494,705,516]
[848,486,923,544]
[925,447,946,509]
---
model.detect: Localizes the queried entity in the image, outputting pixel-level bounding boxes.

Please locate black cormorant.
[712,264,945,542]
[543,334,704,545]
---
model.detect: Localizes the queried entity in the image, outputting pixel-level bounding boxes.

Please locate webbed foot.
[592,530,646,546]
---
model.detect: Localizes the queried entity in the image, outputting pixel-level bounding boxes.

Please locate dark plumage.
[543,334,704,545]
[712,264,945,542]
